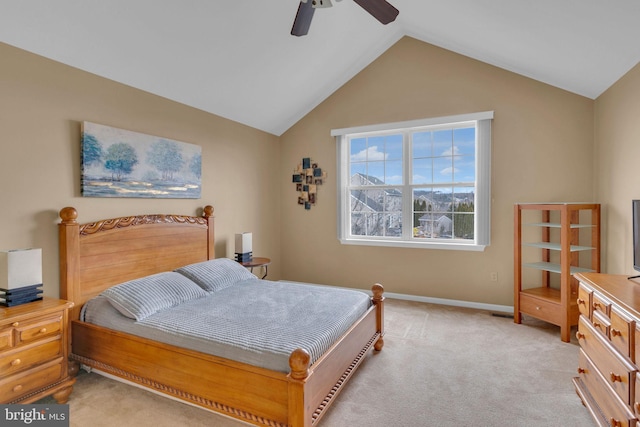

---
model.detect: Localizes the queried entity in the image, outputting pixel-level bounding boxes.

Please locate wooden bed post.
[288,348,311,427]
[203,205,215,260]
[372,283,385,351]
[59,207,81,321]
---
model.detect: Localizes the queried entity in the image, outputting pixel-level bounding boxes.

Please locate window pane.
[367,161,385,184]
[453,127,475,156]
[412,132,432,158]
[349,134,403,186]
[453,154,475,182]
[386,160,403,185]
[350,188,402,237]
[452,186,474,240]
[412,158,432,184]
[386,135,403,160]
[350,162,367,182]
[433,130,452,156]
[432,157,453,184]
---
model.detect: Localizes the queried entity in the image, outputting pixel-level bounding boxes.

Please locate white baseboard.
[276,279,514,314]
[384,291,514,314]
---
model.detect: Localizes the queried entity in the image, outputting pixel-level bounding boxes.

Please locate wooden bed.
[58,205,384,427]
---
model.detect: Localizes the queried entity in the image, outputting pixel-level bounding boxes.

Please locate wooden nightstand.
[0,298,76,404]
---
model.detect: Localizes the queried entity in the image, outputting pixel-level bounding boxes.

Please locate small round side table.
[240,257,271,279]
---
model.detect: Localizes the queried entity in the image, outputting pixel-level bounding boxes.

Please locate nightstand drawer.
[0,358,64,402]
[578,316,637,405]
[15,314,63,345]
[0,337,62,377]
[519,293,561,325]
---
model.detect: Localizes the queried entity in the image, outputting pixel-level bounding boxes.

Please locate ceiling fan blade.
[291,1,316,36]
[352,0,399,25]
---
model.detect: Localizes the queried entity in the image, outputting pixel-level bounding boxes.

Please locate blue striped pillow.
[101,272,208,321]
[175,258,256,292]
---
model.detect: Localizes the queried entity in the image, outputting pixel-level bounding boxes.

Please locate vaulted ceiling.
[1,1,639,135]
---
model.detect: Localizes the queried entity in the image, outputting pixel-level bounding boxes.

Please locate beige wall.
[279,37,595,306]
[594,62,640,274]
[0,42,282,298]
[2,35,612,308]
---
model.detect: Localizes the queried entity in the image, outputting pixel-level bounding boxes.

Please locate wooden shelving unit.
[514,203,601,342]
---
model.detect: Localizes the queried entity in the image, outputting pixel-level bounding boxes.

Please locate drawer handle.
[10,358,21,366]
[12,384,23,393]
[593,302,601,309]
[577,298,586,306]
[610,418,622,427]
[12,322,19,327]
[577,367,586,374]
[592,321,601,328]
[576,331,585,340]
[39,328,47,334]
[610,372,622,383]
[611,328,622,337]
[535,306,541,311]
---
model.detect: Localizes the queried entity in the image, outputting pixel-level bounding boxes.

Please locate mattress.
[81,279,372,373]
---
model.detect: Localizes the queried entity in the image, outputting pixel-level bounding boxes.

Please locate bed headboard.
[59,205,215,320]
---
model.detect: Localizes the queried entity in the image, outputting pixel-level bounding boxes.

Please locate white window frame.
[332,111,493,251]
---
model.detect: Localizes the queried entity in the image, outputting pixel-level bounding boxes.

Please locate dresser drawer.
[519,293,561,325]
[0,358,64,402]
[15,314,63,345]
[592,309,611,337]
[0,337,62,378]
[0,329,12,351]
[611,306,635,362]
[578,316,637,405]
[578,349,637,427]
[593,291,612,317]
[577,283,592,318]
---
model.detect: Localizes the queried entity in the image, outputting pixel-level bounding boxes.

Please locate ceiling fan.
[291,0,399,37]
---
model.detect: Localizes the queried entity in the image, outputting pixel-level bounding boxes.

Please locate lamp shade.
[0,248,43,290]
[235,233,252,254]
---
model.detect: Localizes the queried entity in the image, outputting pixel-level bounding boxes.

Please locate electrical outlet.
[490,272,498,282]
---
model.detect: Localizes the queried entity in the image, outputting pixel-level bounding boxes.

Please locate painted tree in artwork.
[147,140,184,181]
[82,133,103,167]
[189,153,201,179]
[104,143,138,181]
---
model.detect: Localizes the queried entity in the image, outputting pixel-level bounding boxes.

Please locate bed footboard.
[287,283,384,426]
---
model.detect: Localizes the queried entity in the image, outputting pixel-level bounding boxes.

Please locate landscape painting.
[81,122,201,198]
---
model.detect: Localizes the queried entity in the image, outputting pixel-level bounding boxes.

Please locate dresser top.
[575,272,640,317]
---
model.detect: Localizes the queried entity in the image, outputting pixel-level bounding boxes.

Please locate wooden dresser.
[0,298,76,404]
[573,272,640,426]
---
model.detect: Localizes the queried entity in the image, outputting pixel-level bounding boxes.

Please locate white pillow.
[101,271,208,321]
[175,258,256,292]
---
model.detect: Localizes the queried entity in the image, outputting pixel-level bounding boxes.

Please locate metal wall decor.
[292,157,327,210]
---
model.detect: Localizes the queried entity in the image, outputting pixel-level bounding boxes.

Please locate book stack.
[234,232,253,263]
[0,248,43,307]
[0,284,43,307]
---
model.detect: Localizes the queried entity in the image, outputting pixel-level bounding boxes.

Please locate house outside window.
[332,111,493,251]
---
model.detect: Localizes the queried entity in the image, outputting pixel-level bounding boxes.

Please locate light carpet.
[38,298,595,426]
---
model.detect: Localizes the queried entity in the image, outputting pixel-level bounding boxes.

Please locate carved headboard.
[58,206,215,320]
